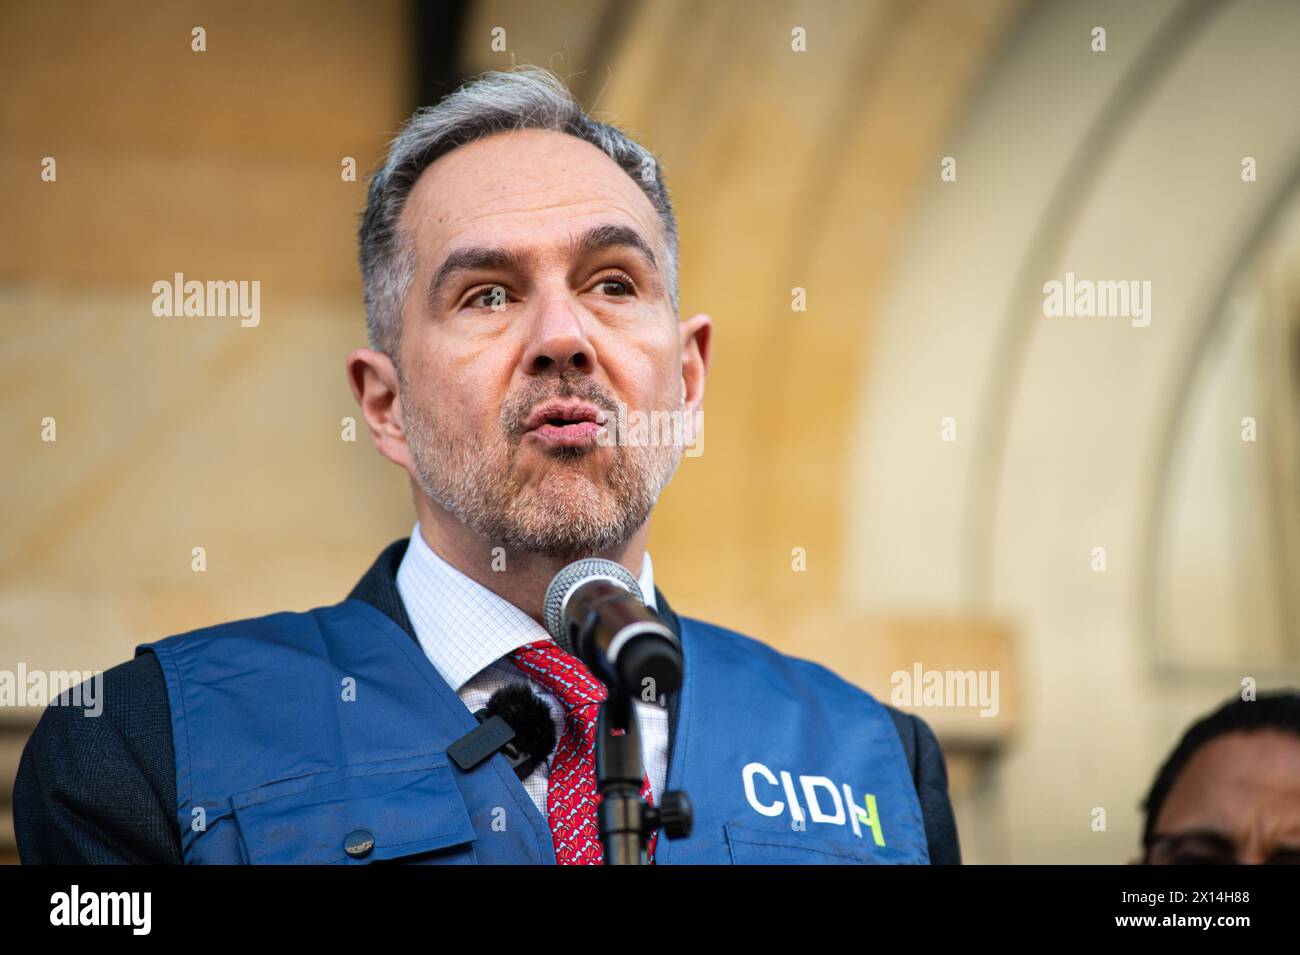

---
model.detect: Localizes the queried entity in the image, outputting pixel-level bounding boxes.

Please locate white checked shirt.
[395,523,671,818]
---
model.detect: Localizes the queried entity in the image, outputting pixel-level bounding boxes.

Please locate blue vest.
[137,598,930,864]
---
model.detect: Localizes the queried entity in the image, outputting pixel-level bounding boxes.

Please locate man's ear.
[679,312,712,414]
[347,348,414,473]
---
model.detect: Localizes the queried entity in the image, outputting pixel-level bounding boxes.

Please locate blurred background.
[3,0,1299,864]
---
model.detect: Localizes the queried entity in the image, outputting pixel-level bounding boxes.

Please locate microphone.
[447,684,557,779]
[543,557,682,701]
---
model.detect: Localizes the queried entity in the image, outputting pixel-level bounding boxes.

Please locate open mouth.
[523,399,607,448]
[532,419,602,442]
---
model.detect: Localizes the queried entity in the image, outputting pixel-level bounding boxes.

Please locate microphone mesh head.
[543,558,644,652]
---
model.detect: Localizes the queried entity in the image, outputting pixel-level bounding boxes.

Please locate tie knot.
[510,639,607,714]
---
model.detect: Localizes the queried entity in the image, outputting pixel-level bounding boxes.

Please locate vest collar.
[346,537,686,647]
[345,537,687,788]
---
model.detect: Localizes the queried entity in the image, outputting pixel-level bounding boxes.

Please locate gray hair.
[358,65,680,356]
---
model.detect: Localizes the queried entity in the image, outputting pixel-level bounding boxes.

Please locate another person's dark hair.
[1142,689,1300,846]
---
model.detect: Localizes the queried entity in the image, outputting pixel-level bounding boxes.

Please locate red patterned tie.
[510,639,659,865]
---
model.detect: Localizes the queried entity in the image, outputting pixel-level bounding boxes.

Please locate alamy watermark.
[152,272,260,327]
[1043,271,1151,328]
[595,399,704,458]
[0,664,103,716]
[50,885,150,934]
[890,663,1000,718]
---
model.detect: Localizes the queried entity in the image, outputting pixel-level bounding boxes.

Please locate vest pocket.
[724,821,895,865]
[230,752,477,864]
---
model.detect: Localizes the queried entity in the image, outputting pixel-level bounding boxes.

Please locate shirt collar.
[395,523,657,692]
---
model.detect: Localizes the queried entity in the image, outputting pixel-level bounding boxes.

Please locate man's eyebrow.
[427,245,533,308]
[570,223,660,274]
[426,222,661,309]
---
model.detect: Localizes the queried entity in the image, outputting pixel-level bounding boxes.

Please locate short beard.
[401,372,681,561]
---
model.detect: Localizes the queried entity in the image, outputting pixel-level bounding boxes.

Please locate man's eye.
[593,274,635,297]
[466,286,508,310]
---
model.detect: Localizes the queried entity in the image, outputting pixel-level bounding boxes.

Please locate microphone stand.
[593,691,651,865]
[594,684,693,865]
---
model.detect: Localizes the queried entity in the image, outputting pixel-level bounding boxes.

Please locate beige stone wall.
[0,0,415,860]
[846,0,1300,862]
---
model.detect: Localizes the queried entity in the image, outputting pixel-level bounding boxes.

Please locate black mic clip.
[446,712,532,779]
[446,684,556,780]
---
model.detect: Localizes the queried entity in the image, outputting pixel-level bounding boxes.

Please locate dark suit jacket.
[13,540,961,864]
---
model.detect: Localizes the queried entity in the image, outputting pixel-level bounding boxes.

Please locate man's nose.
[519,291,597,376]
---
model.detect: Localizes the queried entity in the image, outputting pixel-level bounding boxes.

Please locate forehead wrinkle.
[407,137,659,239]
[431,181,659,240]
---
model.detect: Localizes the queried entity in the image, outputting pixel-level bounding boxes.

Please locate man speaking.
[15,66,959,865]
